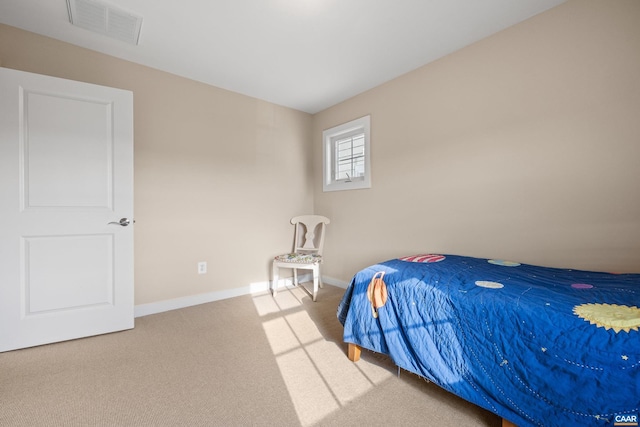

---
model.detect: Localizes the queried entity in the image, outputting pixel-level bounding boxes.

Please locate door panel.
[25,234,114,314]
[25,90,113,208]
[0,67,134,352]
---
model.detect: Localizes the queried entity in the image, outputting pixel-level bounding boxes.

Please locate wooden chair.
[272,215,330,301]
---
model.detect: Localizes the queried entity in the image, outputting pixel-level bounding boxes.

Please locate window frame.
[322,115,371,192]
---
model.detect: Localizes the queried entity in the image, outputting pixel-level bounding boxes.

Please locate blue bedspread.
[337,254,640,427]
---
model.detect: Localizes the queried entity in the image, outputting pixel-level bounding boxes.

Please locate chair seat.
[274,253,322,264]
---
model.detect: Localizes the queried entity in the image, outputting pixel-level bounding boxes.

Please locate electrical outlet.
[197,261,207,274]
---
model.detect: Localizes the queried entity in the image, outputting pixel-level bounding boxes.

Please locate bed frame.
[347,343,517,427]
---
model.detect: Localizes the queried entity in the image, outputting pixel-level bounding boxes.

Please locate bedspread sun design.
[337,254,640,427]
[573,303,640,333]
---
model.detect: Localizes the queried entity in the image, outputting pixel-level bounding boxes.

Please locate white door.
[0,67,134,352]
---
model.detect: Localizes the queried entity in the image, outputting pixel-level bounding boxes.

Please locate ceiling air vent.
[67,0,143,45]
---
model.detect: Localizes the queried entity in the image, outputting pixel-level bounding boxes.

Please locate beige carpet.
[0,284,501,426]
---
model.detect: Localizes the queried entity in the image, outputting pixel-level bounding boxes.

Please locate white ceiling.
[0,0,566,114]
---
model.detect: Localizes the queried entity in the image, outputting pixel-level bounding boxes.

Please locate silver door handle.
[108,218,132,226]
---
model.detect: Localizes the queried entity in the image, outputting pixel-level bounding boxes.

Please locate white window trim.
[322,115,371,192]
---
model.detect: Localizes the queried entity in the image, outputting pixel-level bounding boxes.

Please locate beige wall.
[2,0,639,307]
[313,0,640,281]
[0,24,314,305]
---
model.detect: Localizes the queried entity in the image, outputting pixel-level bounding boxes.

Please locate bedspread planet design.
[338,253,640,427]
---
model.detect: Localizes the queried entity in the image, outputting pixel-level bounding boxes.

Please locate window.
[322,115,371,192]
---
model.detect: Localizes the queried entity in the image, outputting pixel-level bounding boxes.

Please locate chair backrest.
[291,215,330,256]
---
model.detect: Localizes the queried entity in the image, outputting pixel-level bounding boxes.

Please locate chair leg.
[312,266,319,302]
[272,263,278,297]
[293,268,298,286]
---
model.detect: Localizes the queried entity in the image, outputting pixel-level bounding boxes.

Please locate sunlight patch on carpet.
[253,286,392,425]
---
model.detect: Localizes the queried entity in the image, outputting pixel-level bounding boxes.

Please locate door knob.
[108,218,132,226]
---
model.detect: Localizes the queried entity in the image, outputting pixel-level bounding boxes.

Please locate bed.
[337,254,640,427]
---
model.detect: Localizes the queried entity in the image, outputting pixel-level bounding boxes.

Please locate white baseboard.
[134,284,264,317]
[134,274,349,318]
[322,276,349,289]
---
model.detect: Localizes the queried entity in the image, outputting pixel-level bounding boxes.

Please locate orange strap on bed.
[367,271,388,318]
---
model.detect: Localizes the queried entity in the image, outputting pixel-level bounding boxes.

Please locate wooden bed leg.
[502,418,517,427]
[347,343,361,362]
